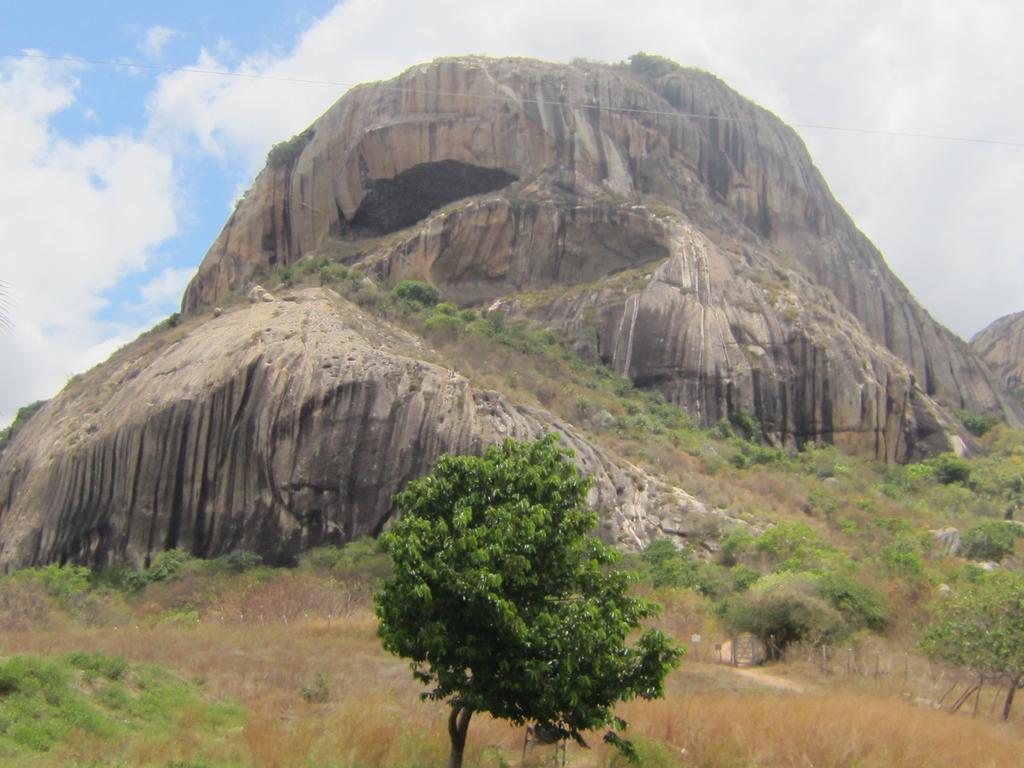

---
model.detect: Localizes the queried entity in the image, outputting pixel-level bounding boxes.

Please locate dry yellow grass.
[3,590,1023,768]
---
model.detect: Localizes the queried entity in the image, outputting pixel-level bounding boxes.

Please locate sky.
[1,0,1023,425]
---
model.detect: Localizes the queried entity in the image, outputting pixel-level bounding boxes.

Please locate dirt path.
[727,665,807,692]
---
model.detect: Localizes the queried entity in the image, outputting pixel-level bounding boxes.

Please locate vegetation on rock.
[265,127,314,169]
[392,279,439,307]
[0,399,46,454]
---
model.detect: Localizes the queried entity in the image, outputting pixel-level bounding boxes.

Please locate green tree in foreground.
[374,436,682,768]
[922,570,1024,720]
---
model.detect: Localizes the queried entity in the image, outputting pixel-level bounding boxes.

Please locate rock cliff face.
[972,311,1024,403]
[0,290,720,571]
[182,55,1019,456]
[3,54,1020,570]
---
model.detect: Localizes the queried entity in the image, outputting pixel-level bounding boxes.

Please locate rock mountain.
[1,54,1019,570]
[972,311,1024,405]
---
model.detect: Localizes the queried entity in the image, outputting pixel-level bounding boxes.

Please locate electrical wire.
[4,50,1024,148]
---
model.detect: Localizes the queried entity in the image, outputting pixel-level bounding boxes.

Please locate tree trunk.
[950,683,980,713]
[447,705,473,768]
[1003,678,1019,721]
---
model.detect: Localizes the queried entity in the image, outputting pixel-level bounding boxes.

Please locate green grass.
[0,652,242,760]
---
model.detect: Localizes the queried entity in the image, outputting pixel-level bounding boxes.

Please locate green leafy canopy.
[922,570,1024,678]
[374,435,682,755]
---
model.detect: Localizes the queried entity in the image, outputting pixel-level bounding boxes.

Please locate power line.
[6,50,1024,148]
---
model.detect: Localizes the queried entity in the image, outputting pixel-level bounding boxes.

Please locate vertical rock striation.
[0,290,720,570]
[181,55,1019,451]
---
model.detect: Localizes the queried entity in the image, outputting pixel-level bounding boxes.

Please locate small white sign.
[691,633,702,644]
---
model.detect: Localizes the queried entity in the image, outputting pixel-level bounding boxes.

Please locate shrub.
[423,313,466,340]
[302,537,392,579]
[318,263,349,285]
[879,534,925,577]
[728,411,763,443]
[122,548,196,591]
[722,573,846,657]
[65,652,129,682]
[14,563,92,605]
[754,522,833,572]
[146,548,193,583]
[961,520,1016,561]
[214,550,264,573]
[730,564,760,592]
[301,672,331,704]
[266,127,314,168]
[719,529,753,567]
[960,410,1000,437]
[926,453,971,485]
[0,399,47,454]
[639,539,717,595]
[799,445,848,479]
[628,52,685,78]
[433,302,460,316]
[816,572,889,632]
[730,442,785,469]
[713,419,733,439]
[392,279,439,307]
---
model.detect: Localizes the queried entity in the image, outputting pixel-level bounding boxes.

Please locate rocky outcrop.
[362,194,955,461]
[6,55,1020,570]
[0,289,724,571]
[181,55,1020,453]
[972,311,1024,404]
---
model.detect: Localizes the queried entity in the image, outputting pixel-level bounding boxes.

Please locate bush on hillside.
[879,534,926,578]
[961,520,1017,562]
[0,400,47,454]
[754,522,835,573]
[722,573,846,658]
[815,572,889,632]
[638,539,721,595]
[392,279,439,307]
[960,410,1000,437]
[628,52,685,78]
[728,411,763,443]
[302,537,392,580]
[266,127,314,169]
[926,453,971,485]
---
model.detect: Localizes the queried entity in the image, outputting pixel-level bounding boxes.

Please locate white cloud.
[140,25,178,59]
[143,0,1024,338]
[0,54,178,424]
[137,266,195,310]
[5,1,1022,427]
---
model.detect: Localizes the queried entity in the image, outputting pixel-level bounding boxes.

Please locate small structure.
[726,633,766,667]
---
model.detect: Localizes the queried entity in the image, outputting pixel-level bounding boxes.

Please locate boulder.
[932,526,961,556]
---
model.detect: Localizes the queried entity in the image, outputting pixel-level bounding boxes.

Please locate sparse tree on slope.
[922,570,1024,720]
[374,435,682,768]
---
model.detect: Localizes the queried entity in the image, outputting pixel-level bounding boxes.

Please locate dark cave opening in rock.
[350,160,517,235]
